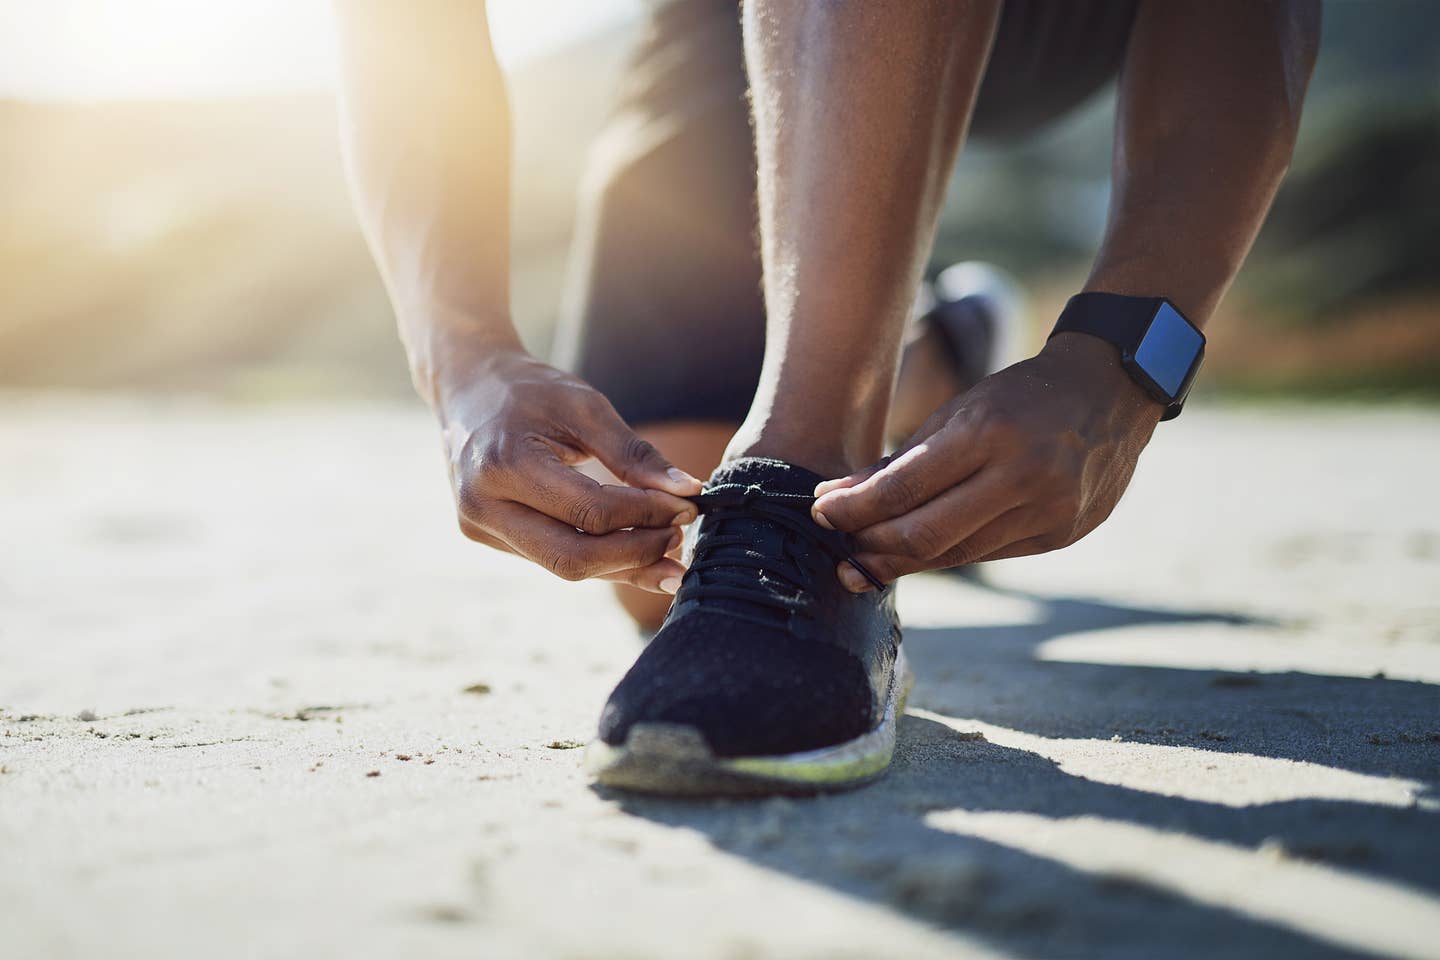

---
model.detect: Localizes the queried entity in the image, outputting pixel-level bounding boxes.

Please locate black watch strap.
[1049,292,1204,421]
[1051,292,1164,347]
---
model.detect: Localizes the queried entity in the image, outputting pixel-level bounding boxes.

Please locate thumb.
[584,402,702,496]
[813,453,892,499]
[812,461,883,529]
[814,415,939,502]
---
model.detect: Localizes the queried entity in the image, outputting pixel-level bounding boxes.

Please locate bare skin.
[335,0,1320,624]
[728,0,1002,478]
[604,422,733,629]
[615,332,967,632]
[334,0,989,628]
[752,0,1322,590]
[614,0,1002,630]
[334,2,699,597]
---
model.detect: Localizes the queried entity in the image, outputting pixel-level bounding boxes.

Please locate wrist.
[1040,332,1165,428]
[405,307,527,415]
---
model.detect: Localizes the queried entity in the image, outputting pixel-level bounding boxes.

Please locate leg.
[587,2,998,792]
[888,264,1022,446]
[554,2,763,630]
[886,0,1139,447]
[730,1,1003,478]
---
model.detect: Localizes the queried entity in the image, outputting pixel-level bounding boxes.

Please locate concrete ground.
[2,395,1438,959]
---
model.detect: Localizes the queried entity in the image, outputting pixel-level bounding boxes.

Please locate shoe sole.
[584,646,913,797]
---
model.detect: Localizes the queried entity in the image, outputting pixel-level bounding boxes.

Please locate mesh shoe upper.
[597,458,901,758]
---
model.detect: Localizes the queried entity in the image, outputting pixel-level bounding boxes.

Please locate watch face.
[1134,302,1204,399]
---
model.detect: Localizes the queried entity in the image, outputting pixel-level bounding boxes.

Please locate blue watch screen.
[1134,303,1203,398]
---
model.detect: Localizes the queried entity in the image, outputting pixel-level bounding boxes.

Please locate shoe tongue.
[691,458,832,622]
[704,457,827,499]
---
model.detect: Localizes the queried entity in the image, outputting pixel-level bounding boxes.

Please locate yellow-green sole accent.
[585,647,913,797]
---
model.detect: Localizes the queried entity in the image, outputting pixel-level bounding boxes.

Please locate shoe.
[921,260,1024,392]
[585,457,910,796]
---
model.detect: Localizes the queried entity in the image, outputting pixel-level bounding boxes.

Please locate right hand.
[439,347,702,594]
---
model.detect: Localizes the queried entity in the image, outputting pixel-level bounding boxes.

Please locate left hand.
[812,332,1166,591]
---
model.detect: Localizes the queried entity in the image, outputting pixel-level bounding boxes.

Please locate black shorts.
[553,0,1138,427]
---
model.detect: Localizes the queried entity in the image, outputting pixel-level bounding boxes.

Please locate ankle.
[723,430,870,481]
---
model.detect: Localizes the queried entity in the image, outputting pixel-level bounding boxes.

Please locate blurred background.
[4,10,1438,956]
[0,0,1436,403]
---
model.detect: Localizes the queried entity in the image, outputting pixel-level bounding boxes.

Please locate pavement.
[2,395,1438,959]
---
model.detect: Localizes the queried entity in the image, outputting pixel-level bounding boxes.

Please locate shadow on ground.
[605,588,1440,959]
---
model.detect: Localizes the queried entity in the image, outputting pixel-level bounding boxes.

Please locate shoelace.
[681,483,886,616]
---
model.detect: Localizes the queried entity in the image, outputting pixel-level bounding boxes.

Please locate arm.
[812,0,1322,588]
[333,0,515,396]
[334,1,698,592]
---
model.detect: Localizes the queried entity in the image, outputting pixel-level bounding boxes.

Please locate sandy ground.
[2,395,1438,960]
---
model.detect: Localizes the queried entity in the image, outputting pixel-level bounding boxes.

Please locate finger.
[849,466,1014,560]
[487,501,682,581]
[665,532,687,562]
[458,514,513,553]
[503,448,696,534]
[814,402,954,502]
[837,506,1035,592]
[814,434,985,533]
[973,534,1058,564]
[582,401,703,497]
[813,458,885,499]
[601,557,687,595]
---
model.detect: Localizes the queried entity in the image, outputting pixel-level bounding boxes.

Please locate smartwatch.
[1049,292,1206,421]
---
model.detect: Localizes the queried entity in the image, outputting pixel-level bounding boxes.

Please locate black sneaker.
[585,457,911,796]
[922,260,1023,391]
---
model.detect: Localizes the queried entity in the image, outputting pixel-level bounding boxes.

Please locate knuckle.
[457,515,485,543]
[460,432,504,474]
[622,434,661,467]
[455,482,491,523]
[459,445,516,500]
[876,470,925,510]
[896,519,946,559]
[546,549,588,582]
[495,434,548,475]
[943,542,980,568]
[568,497,611,535]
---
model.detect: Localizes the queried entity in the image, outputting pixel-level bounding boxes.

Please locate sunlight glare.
[0,0,642,101]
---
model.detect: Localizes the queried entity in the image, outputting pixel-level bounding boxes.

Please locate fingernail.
[659,576,682,595]
[672,507,697,526]
[667,530,683,553]
[812,507,835,531]
[667,467,700,490]
[837,565,867,592]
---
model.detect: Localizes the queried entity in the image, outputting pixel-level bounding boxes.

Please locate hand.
[439,347,702,593]
[811,332,1165,591]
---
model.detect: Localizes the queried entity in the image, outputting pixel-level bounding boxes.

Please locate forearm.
[334,1,519,412]
[1086,0,1322,324]
[739,0,1000,468]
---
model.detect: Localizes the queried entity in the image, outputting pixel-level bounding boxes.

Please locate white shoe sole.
[585,646,913,797]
